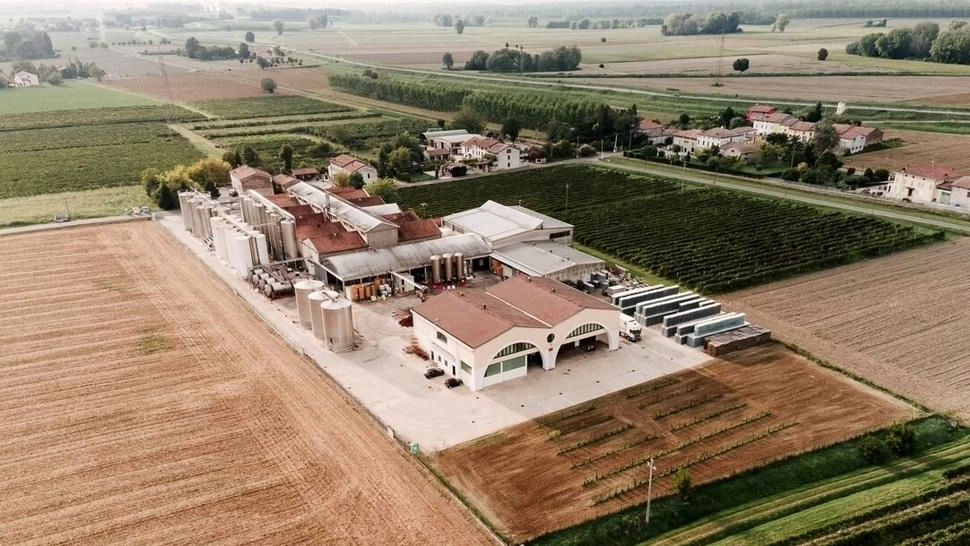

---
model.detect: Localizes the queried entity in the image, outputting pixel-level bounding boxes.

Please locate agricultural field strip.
[0,105,202,132]
[190,96,353,119]
[0,123,174,153]
[399,165,939,293]
[188,111,378,130]
[650,437,970,546]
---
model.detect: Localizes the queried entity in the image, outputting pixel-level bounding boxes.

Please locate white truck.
[620,315,642,342]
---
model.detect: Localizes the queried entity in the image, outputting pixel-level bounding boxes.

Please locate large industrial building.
[411,276,621,390]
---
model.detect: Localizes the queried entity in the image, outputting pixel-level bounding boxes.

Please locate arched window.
[492,342,538,360]
[567,323,605,339]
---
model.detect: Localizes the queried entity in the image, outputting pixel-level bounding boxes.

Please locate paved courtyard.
[159,215,711,451]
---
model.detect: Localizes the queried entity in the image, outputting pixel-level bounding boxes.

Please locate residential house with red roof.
[886,164,965,204]
[328,154,378,182]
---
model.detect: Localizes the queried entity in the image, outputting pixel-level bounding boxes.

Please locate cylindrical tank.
[179,192,194,232]
[210,217,226,260]
[281,219,299,259]
[430,255,441,284]
[321,298,355,352]
[254,233,270,265]
[295,280,324,329]
[455,252,465,278]
[442,253,453,280]
[308,291,328,340]
[267,211,282,259]
[230,234,253,277]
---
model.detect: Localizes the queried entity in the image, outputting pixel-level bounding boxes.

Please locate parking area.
[160,215,711,452]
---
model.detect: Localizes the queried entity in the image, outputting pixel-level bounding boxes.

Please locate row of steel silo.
[294,280,355,352]
[428,252,466,284]
[179,192,270,278]
[239,194,300,262]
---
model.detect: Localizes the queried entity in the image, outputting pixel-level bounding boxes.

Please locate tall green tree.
[442,52,454,69]
[364,178,400,203]
[244,31,255,42]
[451,107,485,133]
[502,117,522,142]
[455,19,465,34]
[242,146,260,166]
[732,57,750,73]
[273,19,284,35]
[261,77,277,93]
[812,120,840,152]
[817,48,829,60]
[279,143,293,172]
[238,42,250,59]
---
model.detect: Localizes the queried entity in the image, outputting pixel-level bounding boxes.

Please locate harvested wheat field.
[432,345,913,543]
[0,222,493,546]
[104,72,285,102]
[725,237,970,422]
[844,128,970,173]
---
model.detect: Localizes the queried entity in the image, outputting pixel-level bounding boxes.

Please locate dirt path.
[0,223,495,545]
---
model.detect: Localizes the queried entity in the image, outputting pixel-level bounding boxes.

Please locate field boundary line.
[0,215,149,237]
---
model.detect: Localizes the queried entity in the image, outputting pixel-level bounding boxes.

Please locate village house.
[459,136,520,170]
[753,112,798,137]
[291,167,320,182]
[636,119,667,145]
[328,154,378,182]
[696,127,756,150]
[230,166,274,197]
[884,164,963,204]
[13,71,40,87]
[721,142,759,163]
[668,128,702,153]
[746,104,777,122]
[948,176,970,208]
[835,125,883,154]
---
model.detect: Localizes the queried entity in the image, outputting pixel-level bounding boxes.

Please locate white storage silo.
[179,192,195,232]
[308,291,328,340]
[322,299,355,352]
[210,217,227,260]
[230,234,254,277]
[281,219,299,259]
[254,233,270,265]
[294,280,325,329]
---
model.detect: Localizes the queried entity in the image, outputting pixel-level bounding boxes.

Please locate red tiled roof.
[381,211,441,242]
[282,204,316,219]
[670,129,701,139]
[763,113,796,125]
[748,105,776,113]
[307,231,368,255]
[265,194,301,207]
[291,167,319,176]
[488,276,615,325]
[723,142,759,154]
[637,119,664,131]
[273,174,299,188]
[347,196,385,207]
[425,148,451,157]
[231,166,272,190]
[899,164,964,181]
[788,121,816,132]
[327,186,368,199]
[952,176,970,189]
[294,214,345,240]
[330,154,374,173]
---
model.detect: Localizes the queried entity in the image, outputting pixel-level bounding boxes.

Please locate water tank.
[210,217,227,260]
[254,233,270,265]
[294,280,324,329]
[455,252,465,278]
[267,211,282,259]
[178,192,195,232]
[230,234,253,277]
[430,255,441,284]
[442,253,453,280]
[308,291,328,340]
[281,219,299,259]
[322,298,355,352]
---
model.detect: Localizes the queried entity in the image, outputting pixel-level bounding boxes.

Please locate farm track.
[0,223,494,545]
[724,237,970,422]
[651,437,970,546]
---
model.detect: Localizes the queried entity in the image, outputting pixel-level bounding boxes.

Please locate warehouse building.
[412,276,621,390]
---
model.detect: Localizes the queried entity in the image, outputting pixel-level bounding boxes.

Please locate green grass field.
[0,80,158,115]
[191,95,353,119]
[0,186,150,228]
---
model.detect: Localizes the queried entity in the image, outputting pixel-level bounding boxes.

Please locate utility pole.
[645,458,656,525]
[565,183,570,214]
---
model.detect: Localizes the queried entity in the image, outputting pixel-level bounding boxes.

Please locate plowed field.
[0,222,493,546]
[433,345,913,543]
[725,237,970,422]
[844,128,970,173]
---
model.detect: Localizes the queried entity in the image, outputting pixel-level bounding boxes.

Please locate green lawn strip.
[0,80,159,115]
[602,156,970,233]
[528,417,965,546]
[703,445,970,546]
[191,95,353,119]
[0,186,151,228]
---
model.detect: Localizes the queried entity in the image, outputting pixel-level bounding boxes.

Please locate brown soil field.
[597,54,864,76]
[432,345,913,542]
[104,71,287,102]
[724,237,970,423]
[844,129,970,173]
[575,75,970,103]
[0,222,493,546]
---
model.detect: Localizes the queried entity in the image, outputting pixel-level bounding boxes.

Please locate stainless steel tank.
[294,280,324,329]
[430,255,441,284]
[442,253,453,280]
[308,290,328,340]
[321,298,355,352]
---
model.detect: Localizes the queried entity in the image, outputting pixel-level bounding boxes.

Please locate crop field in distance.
[433,345,915,543]
[399,165,943,292]
[0,80,159,115]
[725,237,970,422]
[0,223,494,545]
[191,95,353,119]
[845,128,970,173]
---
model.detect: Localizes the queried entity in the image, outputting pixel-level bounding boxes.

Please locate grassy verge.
[529,416,967,546]
[0,186,151,228]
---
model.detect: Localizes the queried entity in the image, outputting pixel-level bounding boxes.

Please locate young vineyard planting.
[399,165,942,292]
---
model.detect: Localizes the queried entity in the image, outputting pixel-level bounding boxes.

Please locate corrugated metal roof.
[444,200,546,242]
[509,206,573,231]
[362,203,402,215]
[288,182,396,233]
[319,233,490,280]
[491,242,603,277]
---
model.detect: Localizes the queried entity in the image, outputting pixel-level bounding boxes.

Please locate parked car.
[424,367,444,379]
[445,377,463,389]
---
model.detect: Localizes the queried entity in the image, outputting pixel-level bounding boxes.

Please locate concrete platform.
[159,214,711,452]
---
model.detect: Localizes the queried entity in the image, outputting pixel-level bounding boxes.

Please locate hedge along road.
[599,157,970,235]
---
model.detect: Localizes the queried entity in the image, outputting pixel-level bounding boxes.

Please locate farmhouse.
[636,119,666,144]
[411,275,620,390]
[424,129,473,154]
[697,127,755,150]
[835,125,883,154]
[13,71,40,87]
[787,121,817,143]
[668,129,702,153]
[884,164,964,204]
[721,142,759,163]
[459,136,521,170]
[230,166,273,196]
[328,154,378,182]
[746,104,777,122]
[753,112,798,136]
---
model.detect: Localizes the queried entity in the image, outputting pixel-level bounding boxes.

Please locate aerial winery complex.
[6,4,970,545]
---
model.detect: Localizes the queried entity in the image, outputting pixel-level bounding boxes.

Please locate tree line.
[662,11,742,36]
[1,29,55,61]
[846,21,970,65]
[462,46,582,72]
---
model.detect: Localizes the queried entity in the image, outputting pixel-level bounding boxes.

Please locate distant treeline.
[247,8,345,21]
[0,30,55,61]
[847,21,970,65]
[662,11,742,36]
[463,46,582,72]
[327,72,638,142]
